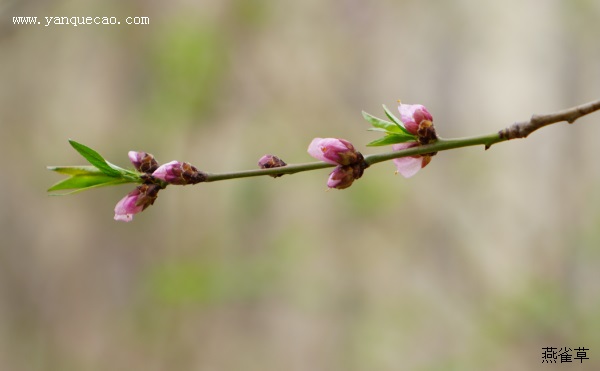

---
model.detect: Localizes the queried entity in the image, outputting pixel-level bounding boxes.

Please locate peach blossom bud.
[307,138,360,165]
[398,103,433,135]
[114,183,161,222]
[258,154,287,178]
[152,161,207,185]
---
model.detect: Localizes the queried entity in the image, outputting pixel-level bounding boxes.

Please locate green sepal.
[382,104,411,135]
[69,139,124,177]
[366,134,417,147]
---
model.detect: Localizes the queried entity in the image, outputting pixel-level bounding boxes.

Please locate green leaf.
[382,104,411,135]
[367,128,390,133]
[68,140,122,177]
[366,134,417,147]
[47,174,131,195]
[362,111,406,134]
[47,165,106,176]
[47,165,138,195]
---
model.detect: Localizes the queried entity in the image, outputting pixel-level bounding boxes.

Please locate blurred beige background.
[1,0,600,370]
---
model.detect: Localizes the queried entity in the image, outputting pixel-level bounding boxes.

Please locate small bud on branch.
[258,155,287,178]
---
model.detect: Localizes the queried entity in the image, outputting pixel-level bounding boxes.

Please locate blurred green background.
[2,0,600,370]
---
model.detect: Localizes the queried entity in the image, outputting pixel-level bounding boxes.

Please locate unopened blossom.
[398,103,438,145]
[398,103,433,135]
[258,154,287,169]
[128,151,159,174]
[114,183,161,222]
[308,138,360,166]
[308,137,368,189]
[392,142,432,178]
[152,161,207,185]
[327,161,368,189]
[327,165,356,189]
[258,154,287,178]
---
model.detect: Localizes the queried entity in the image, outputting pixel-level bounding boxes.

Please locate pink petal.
[393,156,423,178]
[398,104,418,124]
[113,191,142,222]
[128,151,139,165]
[392,142,422,178]
[326,166,355,189]
[307,138,339,164]
[114,213,133,222]
[152,160,180,181]
[398,103,432,135]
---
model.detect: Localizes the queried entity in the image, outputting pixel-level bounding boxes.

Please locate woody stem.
[202,98,600,182]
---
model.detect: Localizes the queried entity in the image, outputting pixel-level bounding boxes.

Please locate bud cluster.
[308,138,368,189]
[114,152,207,222]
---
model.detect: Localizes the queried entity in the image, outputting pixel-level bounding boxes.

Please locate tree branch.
[201,98,600,181]
[498,98,600,140]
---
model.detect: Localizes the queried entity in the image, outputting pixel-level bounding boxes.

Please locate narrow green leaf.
[48,179,132,195]
[362,111,405,134]
[382,104,411,135]
[47,165,106,176]
[48,165,142,184]
[106,161,129,173]
[367,128,390,133]
[68,140,121,177]
[366,134,417,147]
[48,174,131,192]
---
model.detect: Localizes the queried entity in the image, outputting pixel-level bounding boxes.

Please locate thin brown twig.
[499,99,600,141]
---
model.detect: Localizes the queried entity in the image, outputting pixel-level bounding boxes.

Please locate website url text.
[13,16,150,27]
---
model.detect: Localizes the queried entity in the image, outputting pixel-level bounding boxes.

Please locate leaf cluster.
[47,140,141,195]
[363,105,416,146]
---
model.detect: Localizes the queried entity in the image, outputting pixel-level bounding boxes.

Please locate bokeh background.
[2,0,600,370]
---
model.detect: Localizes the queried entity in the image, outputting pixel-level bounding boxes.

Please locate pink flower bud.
[152,161,207,185]
[307,138,360,165]
[258,154,287,169]
[114,183,161,222]
[326,160,368,190]
[258,154,287,178]
[392,142,432,178]
[128,151,159,174]
[398,103,433,135]
[327,166,356,189]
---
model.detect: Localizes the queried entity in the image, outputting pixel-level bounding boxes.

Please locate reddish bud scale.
[135,183,161,209]
[128,151,159,174]
[417,120,438,145]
